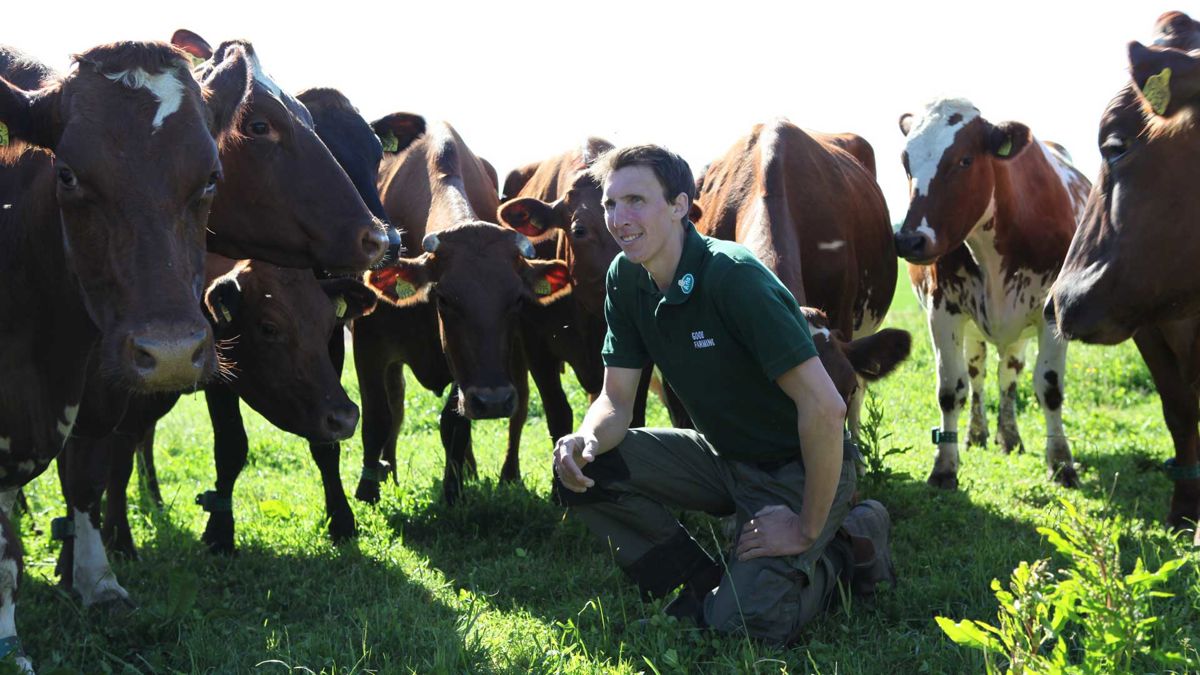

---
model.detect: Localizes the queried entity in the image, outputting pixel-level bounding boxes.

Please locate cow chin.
[103,318,216,393]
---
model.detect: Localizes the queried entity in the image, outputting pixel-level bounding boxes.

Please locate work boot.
[662,562,722,626]
[841,499,896,596]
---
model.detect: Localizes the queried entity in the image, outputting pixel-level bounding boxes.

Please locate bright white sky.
[7,0,1176,222]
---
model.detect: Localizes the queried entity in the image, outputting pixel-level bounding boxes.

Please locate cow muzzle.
[122,320,214,392]
[462,385,517,419]
[894,230,936,263]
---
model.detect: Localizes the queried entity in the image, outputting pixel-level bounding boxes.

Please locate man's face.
[602,165,686,268]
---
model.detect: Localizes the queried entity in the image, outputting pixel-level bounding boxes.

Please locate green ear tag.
[380,132,399,153]
[220,305,233,323]
[997,138,1013,157]
[1144,67,1172,115]
[333,296,348,319]
[394,279,416,299]
[0,121,9,147]
[534,279,552,296]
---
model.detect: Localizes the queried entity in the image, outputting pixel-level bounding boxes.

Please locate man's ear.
[366,255,435,306]
[671,193,689,221]
[0,78,60,149]
[371,112,426,154]
[498,197,565,238]
[204,276,243,332]
[320,278,379,320]
[987,120,1031,160]
[523,258,572,305]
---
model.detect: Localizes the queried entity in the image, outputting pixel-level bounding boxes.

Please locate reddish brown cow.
[0,41,250,669]
[895,98,1091,491]
[170,30,387,272]
[694,119,897,433]
[354,117,572,504]
[1048,12,1200,541]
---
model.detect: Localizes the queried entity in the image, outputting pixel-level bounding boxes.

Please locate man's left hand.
[735,505,816,561]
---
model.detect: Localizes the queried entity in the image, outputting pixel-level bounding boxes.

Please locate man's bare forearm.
[578,392,633,455]
[795,403,845,543]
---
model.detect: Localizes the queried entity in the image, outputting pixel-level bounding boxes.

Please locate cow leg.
[502,348,529,484]
[1034,323,1076,487]
[309,441,356,543]
[355,353,404,504]
[927,308,969,489]
[996,340,1029,455]
[102,431,140,559]
[200,385,247,555]
[439,386,472,504]
[1134,325,1200,532]
[135,424,163,507]
[527,349,573,444]
[0,498,32,673]
[965,336,989,447]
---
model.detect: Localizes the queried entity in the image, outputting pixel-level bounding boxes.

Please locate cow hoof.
[201,514,236,555]
[355,480,381,505]
[1000,439,1025,455]
[91,594,137,616]
[1051,464,1080,489]
[927,471,959,490]
[328,512,357,544]
[967,429,989,448]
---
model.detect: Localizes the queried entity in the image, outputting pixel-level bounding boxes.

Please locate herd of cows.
[0,10,1198,670]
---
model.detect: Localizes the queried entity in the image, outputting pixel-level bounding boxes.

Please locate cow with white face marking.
[895,98,1091,490]
[0,41,250,672]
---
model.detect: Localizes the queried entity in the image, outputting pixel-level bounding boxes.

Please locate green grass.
[11,268,1200,674]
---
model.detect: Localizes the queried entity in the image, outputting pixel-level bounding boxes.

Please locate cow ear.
[844,328,912,381]
[320,278,379,320]
[523,259,572,305]
[204,277,243,331]
[898,113,915,136]
[0,79,61,149]
[498,197,562,238]
[366,256,434,306]
[688,201,703,223]
[987,120,1031,160]
[371,112,426,154]
[199,44,252,141]
[171,29,214,63]
[1129,41,1200,117]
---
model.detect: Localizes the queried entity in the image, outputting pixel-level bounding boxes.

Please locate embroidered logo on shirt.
[691,330,716,349]
[678,273,695,295]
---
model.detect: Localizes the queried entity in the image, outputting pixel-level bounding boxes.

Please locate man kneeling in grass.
[552,144,895,644]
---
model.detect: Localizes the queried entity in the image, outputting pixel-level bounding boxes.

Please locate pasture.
[11,270,1200,674]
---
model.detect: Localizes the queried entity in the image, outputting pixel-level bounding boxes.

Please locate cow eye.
[205,171,221,194]
[247,120,270,136]
[958,156,973,168]
[58,166,78,190]
[571,223,588,239]
[258,321,280,338]
[1100,135,1128,165]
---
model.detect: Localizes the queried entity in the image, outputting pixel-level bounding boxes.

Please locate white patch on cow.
[0,437,8,453]
[103,68,186,130]
[818,240,846,252]
[904,98,980,199]
[1037,141,1089,216]
[14,462,33,477]
[72,508,130,607]
[56,403,79,440]
[0,515,28,674]
[0,490,17,517]
[247,53,283,98]
[916,218,938,245]
[757,119,784,178]
[806,322,832,343]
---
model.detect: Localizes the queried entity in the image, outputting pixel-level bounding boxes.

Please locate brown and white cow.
[354,117,572,504]
[0,40,250,670]
[1048,12,1200,540]
[895,98,1091,490]
[694,118,898,433]
[170,30,388,272]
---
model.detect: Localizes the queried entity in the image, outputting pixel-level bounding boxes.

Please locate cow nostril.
[132,344,156,371]
[362,228,387,261]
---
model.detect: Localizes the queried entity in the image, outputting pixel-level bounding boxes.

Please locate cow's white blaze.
[103,68,186,130]
[72,508,130,607]
[818,240,846,252]
[915,217,938,245]
[904,98,979,199]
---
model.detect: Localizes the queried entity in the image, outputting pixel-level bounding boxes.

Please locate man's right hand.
[554,433,599,493]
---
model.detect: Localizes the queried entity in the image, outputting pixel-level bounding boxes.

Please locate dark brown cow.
[1048,12,1200,541]
[0,41,250,669]
[170,30,387,271]
[694,119,897,433]
[354,117,572,504]
[801,308,912,405]
[895,98,1090,491]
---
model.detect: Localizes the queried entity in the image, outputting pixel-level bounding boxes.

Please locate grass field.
[11,269,1200,674]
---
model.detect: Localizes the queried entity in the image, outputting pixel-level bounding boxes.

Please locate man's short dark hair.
[591,144,696,224]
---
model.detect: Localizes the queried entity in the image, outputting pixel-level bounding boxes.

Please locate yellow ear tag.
[0,121,9,147]
[394,279,416,299]
[534,278,552,296]
[1144,67,1172,115]
[333,296,348,319]
[996,138,1013,157]
[220,305,233,323]
[380,132,399,153]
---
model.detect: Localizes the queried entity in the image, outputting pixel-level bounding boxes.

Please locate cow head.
[205,262,376,441]
[0,41,252,392]
[497,146,618,318]
[895,98,1030,264]
[171,30,387,272]
[1050,40,1200,343]
[801,308,912,403]
[366,222,571,419]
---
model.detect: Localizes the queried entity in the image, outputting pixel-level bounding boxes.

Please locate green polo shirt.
[602,221,819,463]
